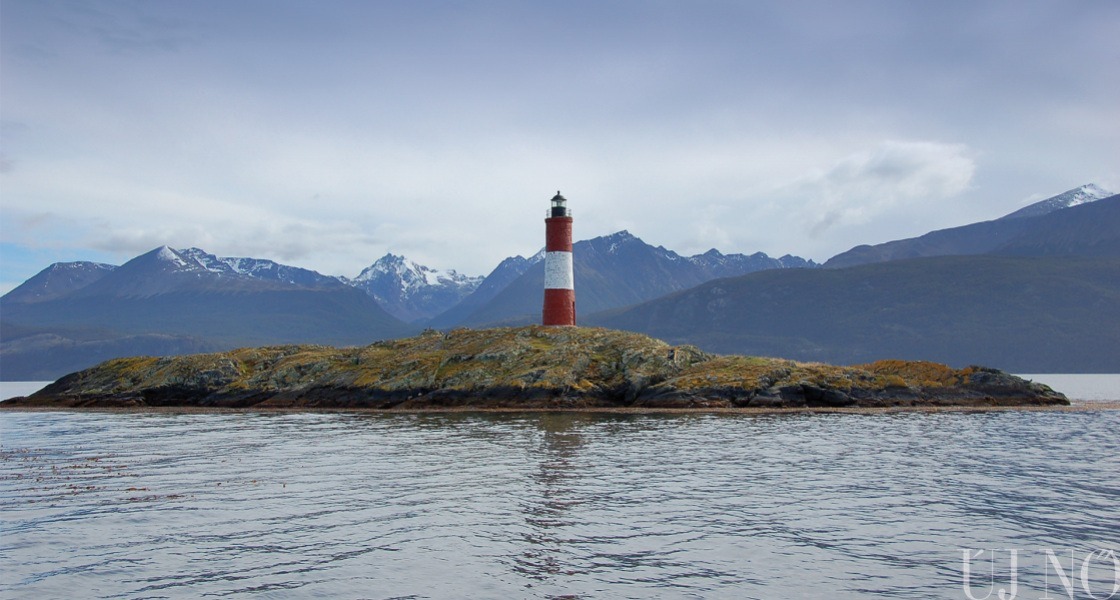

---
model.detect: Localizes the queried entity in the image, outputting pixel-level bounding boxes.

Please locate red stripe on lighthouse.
[545,218,572,252]
[543,288,575,326]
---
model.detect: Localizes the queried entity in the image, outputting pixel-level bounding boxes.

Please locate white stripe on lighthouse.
[544,251,574,289]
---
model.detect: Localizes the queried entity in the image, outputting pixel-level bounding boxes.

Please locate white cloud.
[790,141,976,236]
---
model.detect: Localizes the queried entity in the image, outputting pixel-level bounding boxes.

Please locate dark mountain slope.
[427,254,541,328]
[993,194,1120,257]
[3,261,116,303]
[825,191,1118,268]
[591,255,1120,372]
[3,245,409,344]
[3,287,409,347]
[0,322,220,381]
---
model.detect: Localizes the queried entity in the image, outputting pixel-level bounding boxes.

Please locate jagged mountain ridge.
[61,246,349,299]
[3,247,479,322]
[4,236,812,329]
[344,254,483,322]
[0,246,411,381]
[177,247,344,288]
[444,230,817,327]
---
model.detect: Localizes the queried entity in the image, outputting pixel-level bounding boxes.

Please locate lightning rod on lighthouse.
[543,191,575,326]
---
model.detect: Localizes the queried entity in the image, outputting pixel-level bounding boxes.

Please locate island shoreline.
[4,401,1117,416]
[2,326,1078,413]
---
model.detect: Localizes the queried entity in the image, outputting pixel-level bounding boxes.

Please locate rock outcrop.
[2,327,1068,410]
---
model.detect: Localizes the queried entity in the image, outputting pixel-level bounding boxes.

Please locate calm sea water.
[1,407,1117,599]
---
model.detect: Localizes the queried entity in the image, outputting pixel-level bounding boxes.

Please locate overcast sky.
[2,0,1118,292]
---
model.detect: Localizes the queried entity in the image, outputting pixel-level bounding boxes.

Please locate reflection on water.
[1,410,1117,599]
[518,413,587,582]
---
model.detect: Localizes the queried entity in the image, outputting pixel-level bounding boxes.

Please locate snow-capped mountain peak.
[174,247,235,275]
[354,254,455,287]
[113,246,343,292]
[1001,183,1114,220]
[154,246,189,267]
[1070,183,1111,205]
[348,254,483,323]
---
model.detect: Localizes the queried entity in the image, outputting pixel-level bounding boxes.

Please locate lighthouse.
[543,191,575,326]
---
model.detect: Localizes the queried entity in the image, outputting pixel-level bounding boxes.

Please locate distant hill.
[590,255,1120,373]
[825,185,1116,268]
[3,261,117,303]
[0,321,221,381]
[993,194,1120,257]
[445,231,816,327]
[1,246,411,380]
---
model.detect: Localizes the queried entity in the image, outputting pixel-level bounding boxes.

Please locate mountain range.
[591,190,1120,372]
[1,234,813,379]
[1,183,1115,379]
[1,246,410,379]
[435,231,816,327]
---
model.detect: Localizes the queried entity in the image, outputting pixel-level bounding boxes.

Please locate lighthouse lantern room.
[543,191,575,326]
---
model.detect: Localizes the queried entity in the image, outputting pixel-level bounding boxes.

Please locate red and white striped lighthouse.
[543,191,575,326]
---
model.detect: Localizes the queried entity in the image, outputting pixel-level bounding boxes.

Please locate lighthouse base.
[542,289,576,326]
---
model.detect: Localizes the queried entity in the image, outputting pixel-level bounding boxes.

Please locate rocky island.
[2,326,1069,411]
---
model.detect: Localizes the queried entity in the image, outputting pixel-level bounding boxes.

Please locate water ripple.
[2,409,1117,599]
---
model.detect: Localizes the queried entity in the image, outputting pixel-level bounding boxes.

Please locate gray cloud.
[795,141,976,236]
[0,0,1116,282]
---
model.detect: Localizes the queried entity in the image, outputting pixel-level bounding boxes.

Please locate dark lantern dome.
[549,191,570,217]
